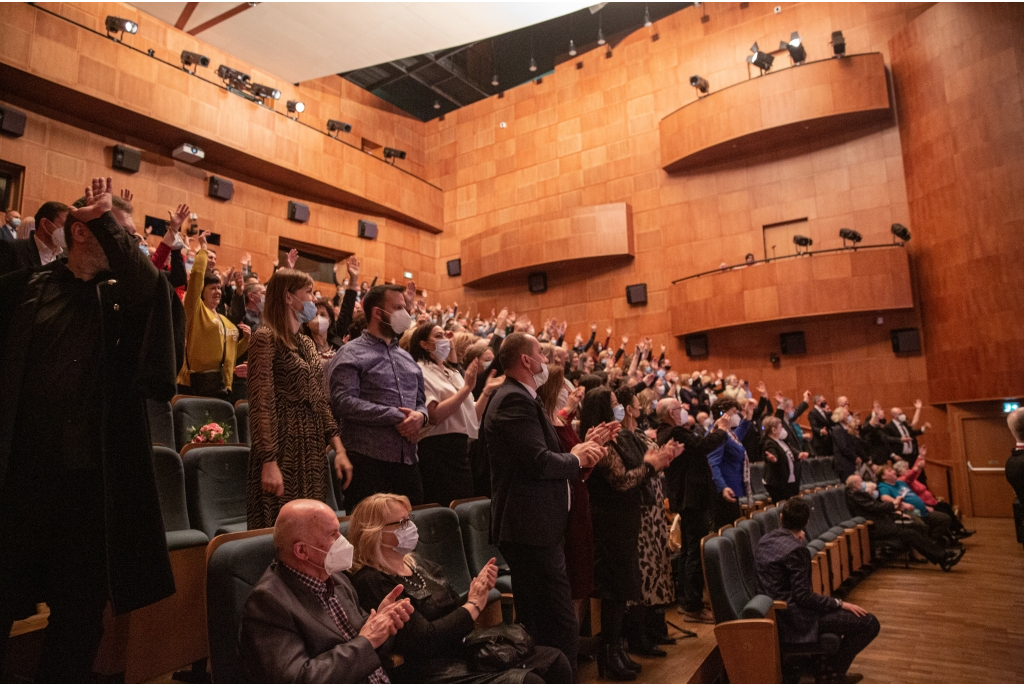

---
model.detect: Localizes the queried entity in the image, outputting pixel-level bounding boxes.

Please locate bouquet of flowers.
[188,419,233,444]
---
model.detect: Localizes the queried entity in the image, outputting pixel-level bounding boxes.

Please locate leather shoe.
[680,607,715,624]
[940,547,965,572]
[955,529,975,539]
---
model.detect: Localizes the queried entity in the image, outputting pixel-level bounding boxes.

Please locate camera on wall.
[187,212,199,236]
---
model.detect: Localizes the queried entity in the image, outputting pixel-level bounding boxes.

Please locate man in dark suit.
[755,497,879,683]
[0,202,67,276]
[481,333,603,681]
[654,398,729,624]
[808,395,835,456]
[882,401,928,471]
[239,499,412,683]
[774,390,810,454]
[1004,408,1024,522]
[0,210,19,242]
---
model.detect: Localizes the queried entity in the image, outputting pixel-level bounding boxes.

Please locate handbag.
[463,623,535,672]
[186,316,228,398]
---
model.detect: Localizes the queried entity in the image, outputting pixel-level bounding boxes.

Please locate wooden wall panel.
[460,203,634,286]
[0,2,442,231]
[0,101,439,295]
[889,3,1024,404]
[660,52,892,172]
[670,246,913,336]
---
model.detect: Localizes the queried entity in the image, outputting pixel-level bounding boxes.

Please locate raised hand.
[463,358,481,389]
[914,399,923,409]
[168,203,190,234]
[590,322,597,332]
[566,385,586,413]
[346,255,360,282]
[198,230,209,250]
[804,390,813,402]
[775,390,785,404]
[119,187,134,203]
[758,381,767,396]
[286,248,299,269]
[621,335,629,346]
[70,177,114,224]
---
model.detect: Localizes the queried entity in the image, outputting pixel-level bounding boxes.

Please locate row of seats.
[147,396,251,453]
[703,486,871,682]
[206,498,509,683]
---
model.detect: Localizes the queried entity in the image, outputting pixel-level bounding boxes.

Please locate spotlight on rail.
[327,120,352,137]
[793,234,813,254]
[383,147,407,164]
[105,16,138,39]
[747,42,774,73]
[891,223,911,244]
[690,75,709,95]
[780,32,806,65]
[839,228,863,247]
[831,30,846,57]
[180,50,209,73]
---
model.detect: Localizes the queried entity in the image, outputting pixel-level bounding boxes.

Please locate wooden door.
[963,416,1016,517]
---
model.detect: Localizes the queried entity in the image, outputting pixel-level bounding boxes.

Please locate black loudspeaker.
[0,106,27,137]
[112,144,141,173]
[891,328,921,354]
[358,219,378,240]
[780,331,806,355]
[208,176,234,201]
[528,272,547,294]
[288,201,309,223]
[685,334,708,358]
[446,259,461,277]
[625,283,648,305]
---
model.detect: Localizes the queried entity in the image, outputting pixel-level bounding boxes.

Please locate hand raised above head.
[70,177,114,224]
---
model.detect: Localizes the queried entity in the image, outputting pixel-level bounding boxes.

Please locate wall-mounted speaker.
[780,331,806,355]
[358,219,378,240]
[625,283,648,305]
[891,328,921,354]
[528,272,547,294]
[685,334,708,358]
[0,106,27,137]
[446,259,461,277]
[111,144,141,173]
[288,201,309,223]
[208,176,233,201]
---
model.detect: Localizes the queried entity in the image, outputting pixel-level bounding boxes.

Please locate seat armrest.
[773,600,788,611]
[741,594,776,619]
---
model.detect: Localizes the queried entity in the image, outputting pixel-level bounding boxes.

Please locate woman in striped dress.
[245,268,352,529]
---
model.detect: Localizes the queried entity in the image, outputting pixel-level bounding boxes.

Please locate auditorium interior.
[1,1,1023,683]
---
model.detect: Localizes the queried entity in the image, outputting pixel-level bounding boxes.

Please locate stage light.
[747,42,774,73]
[105,16,138,36]
[433,99,441,110]
[491,72,500,87]
[690,75,709,94]
[180,50,209,72]
[839,228,862,246]
[383,147,406,162]
[218,65,251,89]
[780,32,806,64]
[597,26,606,46]
[250,83,281,100]
[793,234,813,254]
[327,120,352,135]
[286,100,304,114]
[891,223,911,243]
[568,39,577,57]
[831,30,846,56]
[529,56,537,72]
[644,5,652,27]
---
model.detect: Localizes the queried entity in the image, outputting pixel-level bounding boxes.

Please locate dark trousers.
[932,501,964,533]
[0,469,108,682]
[921,510,952,543]
[816,610,880,676]
[500,542,579,683]
[767,482,801,504]
[677,508,712,613]
[416,432,473,507]
[713,495,742,529]
[343,451,424,512]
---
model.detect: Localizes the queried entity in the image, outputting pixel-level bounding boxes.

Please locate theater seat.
[206,532,276,684]
[172,396,239,452]
[749,462,770,502]
[721,526,758,599]
[234,400,250,445]
[182,444,249,539]
[410,506,502,611]
[147,399,175,448]
[451,498,512,595]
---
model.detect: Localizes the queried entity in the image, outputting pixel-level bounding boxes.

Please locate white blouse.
[418,361,479,440]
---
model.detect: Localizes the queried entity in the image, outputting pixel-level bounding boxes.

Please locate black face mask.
[819,402,828,409]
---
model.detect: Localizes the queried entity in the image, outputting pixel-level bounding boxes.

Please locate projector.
[172,143,205,164]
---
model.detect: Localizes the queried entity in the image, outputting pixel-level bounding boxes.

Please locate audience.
[328,284,427,509]
[876,465,953,544]
[0,201,67,275]
[762,416,808,503]
[245,268,351,529]
[238,499,413,682]
[755,497,879,684]
[0,209,20,241]
[894,450,973,539]
[708,398,752,528]
[348,493,573,683]
[883,401,929,481]
[808,395,835,456]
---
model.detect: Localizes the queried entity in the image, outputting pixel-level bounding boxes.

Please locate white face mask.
[729,413,741,428]
[678,408,689,426]
[389,522,419,555]
[531,358,549,388]
[384,307,413,335]
[310,315,329,334]
[702,417,713,428]
[430,338,451,362]
[897,413,907,423]
[10,218,20,228]
[779,427,788,441]
[312,534,354,575]
[51,225,67,250]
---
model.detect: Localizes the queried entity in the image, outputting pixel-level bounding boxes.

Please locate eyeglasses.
[385,517,411,529]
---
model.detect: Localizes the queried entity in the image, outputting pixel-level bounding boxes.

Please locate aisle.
[844,517,1024,683]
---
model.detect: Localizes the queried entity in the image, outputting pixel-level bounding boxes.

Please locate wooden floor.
[578,618,720,684]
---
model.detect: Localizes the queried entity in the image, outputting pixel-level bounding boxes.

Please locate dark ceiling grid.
[341,2,692,122]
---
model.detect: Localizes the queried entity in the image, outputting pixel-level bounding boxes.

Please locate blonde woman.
[347,494,571,684]
[245,268,351,529]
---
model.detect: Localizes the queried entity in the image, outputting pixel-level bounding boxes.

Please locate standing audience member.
[0,201,67,274]
[883,401,929,479]
[774,390,811,453]
[408,322,498,507]
[762,416,808,503]
[304,297,343,358]
[653,398,729,624]
[348,494,573,684]
[238,500,413,682]
[755,497,879,683]
[177,232,250,398]
[329,284,426,509]
[0,179,176,680]
[0,209,19,241]
[808,395,835,456]
[1006,408,1024,510]
[245,268,351,530]
[708,398,753,528]
[482,333,605,682]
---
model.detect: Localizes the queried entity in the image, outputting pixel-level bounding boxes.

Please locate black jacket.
[656,422,727,512]
[882,420,924,462]
[807,406,834,456]
[774,401,808,454]
[0,232,42,276]
[482,378,580,547]
[763,438,802,489]
[0,212,176,615]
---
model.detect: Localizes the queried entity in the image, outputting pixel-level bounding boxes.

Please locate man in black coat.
[654,398,729,624]
[882,401,928,468]
[1007,408,1024,506]
[755,497,878,682]
[0,201,68,276]
[774,390,811,454]
[808,395,835,456]
[481,333,603,681]
[0,179,176,681]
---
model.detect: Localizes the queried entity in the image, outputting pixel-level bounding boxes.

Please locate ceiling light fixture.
[529,34,537,72]
[747,42,774,73]
[327,119,352,137]
[433,99,441,110]
[597,14,606,45]
[180,50,209,74]
[690,75,709,94]
[250,83,281,101]
[781,32,806,64]
[286,100,304,116]
[569,39,577,57]
[383,147,406,165]
[105,16,138,39]
[644,5,652,27]
[491,72,499,87]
